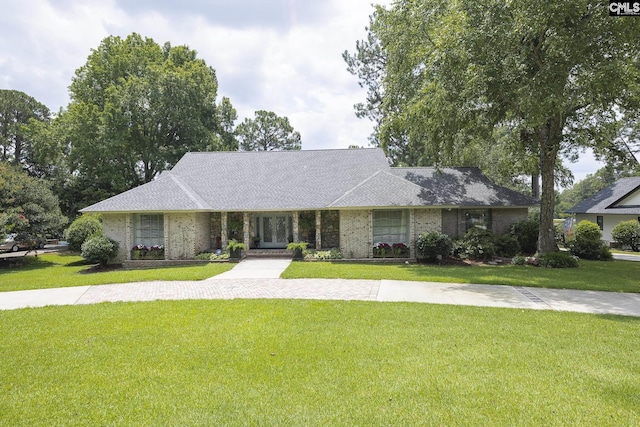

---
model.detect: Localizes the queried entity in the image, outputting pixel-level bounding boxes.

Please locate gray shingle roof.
[389,167,539,207]
[81,148,538,213]
[566,176,640,215]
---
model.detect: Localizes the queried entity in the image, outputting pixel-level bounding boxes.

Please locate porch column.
[315,210,322,249]
[162,213,168,260]
[409,209,415,258]
[368,210,374,258]
[243,212,251,250]
[126,214,133,260]
[221,212,228,250]
[292,211,299,243]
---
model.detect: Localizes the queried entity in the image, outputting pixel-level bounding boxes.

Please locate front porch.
[103,207,443,262]
[211,210,340,252]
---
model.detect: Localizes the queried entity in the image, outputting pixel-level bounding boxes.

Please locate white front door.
[259,214,291,248]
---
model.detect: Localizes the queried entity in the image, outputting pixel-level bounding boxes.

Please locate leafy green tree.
[0,163,67,245]
[346,1,640,254]
[64,33,233,207]
[211,96,238,151]
[0,90,50,169]
[237,110,301,151]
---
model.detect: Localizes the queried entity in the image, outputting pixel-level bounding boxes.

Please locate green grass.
[1,300,638,425]
[0,252,234,292]
[282,260,640,293]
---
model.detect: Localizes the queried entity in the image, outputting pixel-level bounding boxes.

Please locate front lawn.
[0,252,234,292]
[1,300,638,425]
[282,260,640,293]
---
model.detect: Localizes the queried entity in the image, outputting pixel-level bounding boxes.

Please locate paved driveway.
[2,257,640,317]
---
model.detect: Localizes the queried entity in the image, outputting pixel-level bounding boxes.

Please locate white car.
[0,234,46,252]
[0,234,21,252]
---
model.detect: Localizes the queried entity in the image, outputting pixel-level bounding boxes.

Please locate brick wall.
[340,210,371,258]
[194,212,211,255]
[166,213,199,259]
[412,208,442,255]
[492,208,528,235]
[211,212,222,249]
[441,209,460,238]
[102,213,128,263]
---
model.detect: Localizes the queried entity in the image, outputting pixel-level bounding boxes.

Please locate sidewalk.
[2,258,640,317]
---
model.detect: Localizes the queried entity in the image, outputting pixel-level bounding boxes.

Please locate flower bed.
[131,244,165,260]
[373,242,409,258]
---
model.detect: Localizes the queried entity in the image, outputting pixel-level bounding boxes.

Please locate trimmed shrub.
[611,220,640,251]
[457,228,496,261]
[538,252,579,268]
[195,251,230,261]
[510,219,538,255]
[81,236,119,266]
[511,255,527,265]
[599,245,614,261]
[568,220,612,260]
[66,215,102,251]
[304,249,343,260]
[554,223,566,247]
[416,231,452,261]
[495,234,520,257]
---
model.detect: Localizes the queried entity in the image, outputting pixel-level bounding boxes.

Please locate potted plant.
[287,241,308,260]
[252,236,261,249]
[227,239,246,260]
[131,244,148,260]
[373,242,391,258]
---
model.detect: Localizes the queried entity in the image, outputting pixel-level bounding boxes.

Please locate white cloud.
[0,0,601,184]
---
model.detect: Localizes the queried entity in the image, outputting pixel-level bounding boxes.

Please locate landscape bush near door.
[416,231,452,261]
[510,219,538,255]
[611,220,640,252]
[81,236,119,266]
[456,228,496,261]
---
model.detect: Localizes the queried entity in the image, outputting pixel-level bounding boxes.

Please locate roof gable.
[390,167,538,207]
[81,174,210,212]
[328,170,427,207]
[611,185,640,208]
[566,176,640,214]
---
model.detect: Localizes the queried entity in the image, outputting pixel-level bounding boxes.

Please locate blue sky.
[0,0,602,183]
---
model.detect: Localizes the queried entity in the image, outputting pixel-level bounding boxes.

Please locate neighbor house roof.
[81,148,538,213]
[566,176,640,215]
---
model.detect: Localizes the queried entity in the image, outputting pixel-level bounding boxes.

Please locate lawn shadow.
[0,256,56,273]
[595,313,640,323]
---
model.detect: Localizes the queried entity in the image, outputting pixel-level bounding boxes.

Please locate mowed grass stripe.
[1,300,639,425]
[282,260,640,293]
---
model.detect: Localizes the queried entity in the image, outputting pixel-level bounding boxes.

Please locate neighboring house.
[81,148,537,261]
[566,176,640,242]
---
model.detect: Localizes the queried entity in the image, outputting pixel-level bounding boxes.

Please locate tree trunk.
[537,119,561,254]
[531,172,540,199]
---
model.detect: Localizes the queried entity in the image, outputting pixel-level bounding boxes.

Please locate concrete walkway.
[211,258,292,279]
[2,258,640,317]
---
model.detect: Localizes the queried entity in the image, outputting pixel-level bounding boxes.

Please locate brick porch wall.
[339,210,371,258]
[166,212,210,260]
[102,213,128,263]
[412,208,442,255]
[194,212,211,255]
